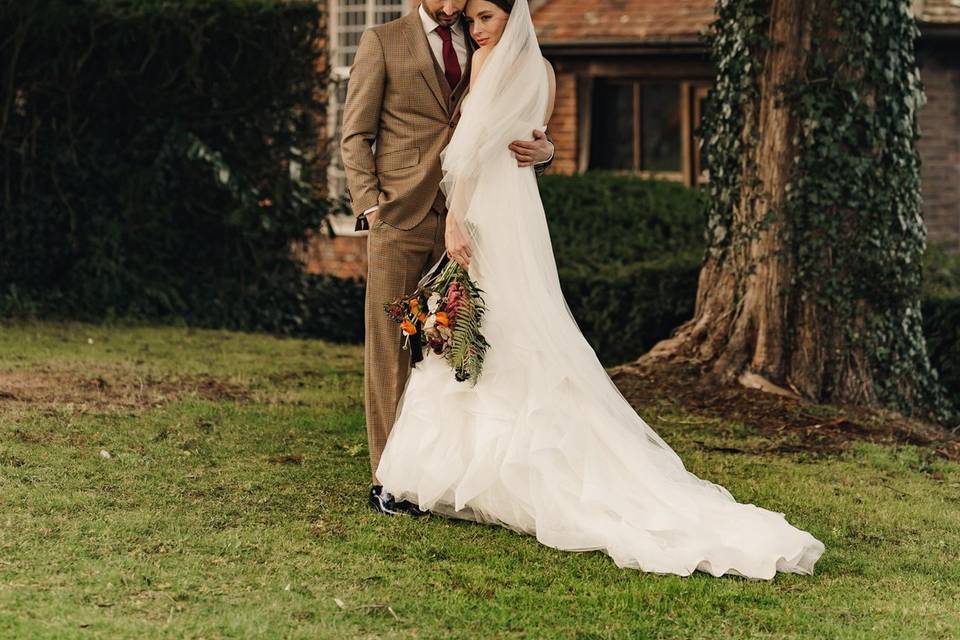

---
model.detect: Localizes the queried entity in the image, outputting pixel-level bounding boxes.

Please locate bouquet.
[384,255,490,384]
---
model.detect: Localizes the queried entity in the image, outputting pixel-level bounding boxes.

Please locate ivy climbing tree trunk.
[640,0,952,419]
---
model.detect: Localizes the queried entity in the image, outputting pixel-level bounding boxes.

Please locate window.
[589,81,634,171]
[587,78,710,186]
[328,0,409,203]
[331,0,406,70]
[640,83,682,173]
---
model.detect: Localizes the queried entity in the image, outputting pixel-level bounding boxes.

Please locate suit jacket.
[340,11,552,232]
[340,11,473,229]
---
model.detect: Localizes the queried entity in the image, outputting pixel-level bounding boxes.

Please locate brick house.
[303,0,960,278]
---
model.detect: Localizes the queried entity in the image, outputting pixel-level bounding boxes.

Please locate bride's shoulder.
[472,46,492,66]
[470,46,492,78]
[542,57,555,88]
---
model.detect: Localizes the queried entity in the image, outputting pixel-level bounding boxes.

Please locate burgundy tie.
[436,25,462,90]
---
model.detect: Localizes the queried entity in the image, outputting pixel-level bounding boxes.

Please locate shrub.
[299,274,366,343]
[923,295,960,404]
[0,0,329,334]
[557,252,702,366]
[538,173,706,365]
[922,246,960,402]
[924,244,960,299]
[540,173,708,268]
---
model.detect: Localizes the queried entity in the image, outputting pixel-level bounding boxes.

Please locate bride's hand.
[444,217,472,270]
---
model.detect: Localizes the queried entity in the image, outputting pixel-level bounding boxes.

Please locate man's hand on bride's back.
[444,217,472,270]
[509,129,554,167]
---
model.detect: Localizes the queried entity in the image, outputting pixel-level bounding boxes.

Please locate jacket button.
[449,121,455,128]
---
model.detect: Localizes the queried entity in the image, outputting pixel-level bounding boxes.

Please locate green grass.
[1,322,959,639]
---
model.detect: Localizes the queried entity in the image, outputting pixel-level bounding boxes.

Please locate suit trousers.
[364,205,448,483]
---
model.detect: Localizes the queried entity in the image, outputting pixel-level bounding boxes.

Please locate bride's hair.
[487,0,515,13]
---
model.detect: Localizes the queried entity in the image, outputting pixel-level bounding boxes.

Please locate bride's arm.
[543,57,556,124]
[444,48,491,270]
[511,59,556,170]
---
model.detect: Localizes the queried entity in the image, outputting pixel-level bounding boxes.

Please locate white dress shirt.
[418,3,468,76]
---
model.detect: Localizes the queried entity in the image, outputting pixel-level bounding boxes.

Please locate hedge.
[539,173,708,267]
[921,246,960,403]
[0,0,329,334]
[535,174,704,365]
[923,294,960,404]
[557,252,702,366]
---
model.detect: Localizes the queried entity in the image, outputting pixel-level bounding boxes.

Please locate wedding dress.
[375,0,825,580]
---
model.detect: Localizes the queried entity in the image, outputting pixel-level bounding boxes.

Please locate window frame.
[582,77,712,187]
[691,84,711,186]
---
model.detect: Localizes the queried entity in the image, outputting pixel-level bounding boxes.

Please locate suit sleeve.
[340,29,386,219]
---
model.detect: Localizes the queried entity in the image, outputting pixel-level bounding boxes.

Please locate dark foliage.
[0,0,330,334]
[539,173,708,267]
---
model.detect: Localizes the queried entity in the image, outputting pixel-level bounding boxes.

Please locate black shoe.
[393,498,429,517]
[368,485,401,516]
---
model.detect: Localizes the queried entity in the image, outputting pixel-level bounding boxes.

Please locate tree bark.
[640,0,882,404]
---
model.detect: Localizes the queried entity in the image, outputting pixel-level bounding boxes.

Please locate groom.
[341,0,555,515]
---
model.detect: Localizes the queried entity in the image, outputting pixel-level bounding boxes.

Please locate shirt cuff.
[535,145,555,166]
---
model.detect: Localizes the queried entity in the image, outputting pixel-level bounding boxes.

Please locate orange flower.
[409,298,420,312]
[401,319,417,335]
[418,312,427,322]
[435,312,449,327]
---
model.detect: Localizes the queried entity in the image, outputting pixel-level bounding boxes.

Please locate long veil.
[434,0,706,493]
[439,0,549,233]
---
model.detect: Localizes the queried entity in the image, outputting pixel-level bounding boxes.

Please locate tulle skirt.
[375,156,825,580]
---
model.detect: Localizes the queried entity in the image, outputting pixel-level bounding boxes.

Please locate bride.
[375,0,826,580]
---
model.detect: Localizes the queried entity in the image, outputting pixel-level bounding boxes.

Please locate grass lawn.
[1,321,958,639]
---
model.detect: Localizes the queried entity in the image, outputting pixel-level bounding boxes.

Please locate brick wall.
[918,49,960,252]
[548,70,579,175]
[295,227,368,280]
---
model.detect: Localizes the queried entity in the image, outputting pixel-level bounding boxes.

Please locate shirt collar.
[418,3,463,35]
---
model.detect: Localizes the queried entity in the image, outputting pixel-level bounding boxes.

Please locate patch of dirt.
[609,360,960,461]
[0,367,250,412]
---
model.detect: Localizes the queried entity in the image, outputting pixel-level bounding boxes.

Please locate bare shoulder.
[473,46,492,66]
[543,58,556,99]
[542,57,555,81]
[471,46,493,82]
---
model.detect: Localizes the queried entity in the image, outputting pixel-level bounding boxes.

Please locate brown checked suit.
[341,10,551,483]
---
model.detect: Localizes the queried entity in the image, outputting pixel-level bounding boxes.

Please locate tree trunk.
[639,0,950,418]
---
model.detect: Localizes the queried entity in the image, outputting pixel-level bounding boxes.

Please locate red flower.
[446,281,464,318]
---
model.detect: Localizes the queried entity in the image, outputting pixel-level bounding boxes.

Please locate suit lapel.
[401,12,447,114]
